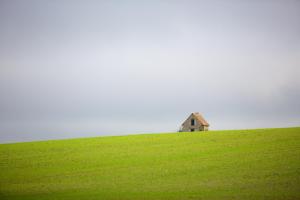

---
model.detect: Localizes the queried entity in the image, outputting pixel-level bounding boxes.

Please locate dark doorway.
[190,128,195,132]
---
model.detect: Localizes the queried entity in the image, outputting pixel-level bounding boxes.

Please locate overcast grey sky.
[0,0,299,143]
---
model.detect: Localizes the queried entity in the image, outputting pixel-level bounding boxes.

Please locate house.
[179,112,209,132]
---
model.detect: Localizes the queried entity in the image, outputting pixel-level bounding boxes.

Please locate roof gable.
[182,112,209,127]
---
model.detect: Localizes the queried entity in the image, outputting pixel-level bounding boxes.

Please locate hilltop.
[1,127,300,200]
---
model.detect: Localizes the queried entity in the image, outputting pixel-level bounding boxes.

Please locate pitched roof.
[192,112,209,126]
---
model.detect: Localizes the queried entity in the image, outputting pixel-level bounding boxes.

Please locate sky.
[0,0,299,143]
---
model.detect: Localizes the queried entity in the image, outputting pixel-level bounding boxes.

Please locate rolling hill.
[1,127,300,199]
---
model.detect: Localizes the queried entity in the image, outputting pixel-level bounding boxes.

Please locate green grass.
[0,127,300,200]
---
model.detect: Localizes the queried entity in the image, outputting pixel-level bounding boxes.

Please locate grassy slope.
[0,127,300,200]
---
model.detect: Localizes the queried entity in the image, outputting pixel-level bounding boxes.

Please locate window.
[191,119,195,126]
[190,128,195,132]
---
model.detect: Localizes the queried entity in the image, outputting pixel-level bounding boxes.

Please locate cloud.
[0,0,299,143]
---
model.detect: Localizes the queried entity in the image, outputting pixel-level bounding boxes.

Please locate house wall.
[180,114,208,132]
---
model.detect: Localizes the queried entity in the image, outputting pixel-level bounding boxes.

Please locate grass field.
[0,127,300,200]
